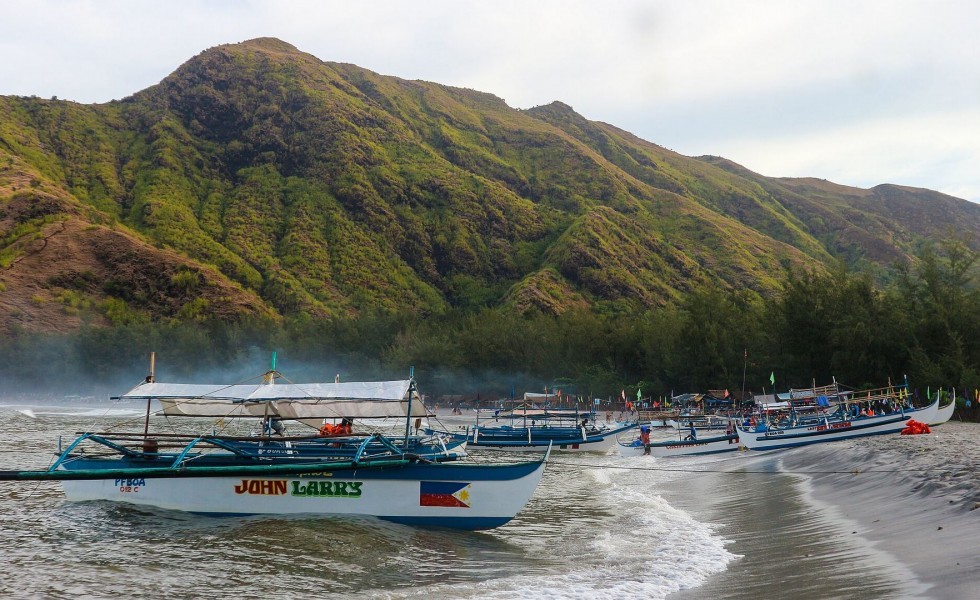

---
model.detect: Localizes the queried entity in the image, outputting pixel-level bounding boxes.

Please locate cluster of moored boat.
[0,368,956,532]
[426,403,636,453]
[618,381,955,457]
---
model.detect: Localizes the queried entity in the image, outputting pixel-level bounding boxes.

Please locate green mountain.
[1,37,977,333]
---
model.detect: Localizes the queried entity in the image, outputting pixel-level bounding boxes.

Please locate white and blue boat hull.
[738,399,939,451]
[59,459,545,530]
[440,423,636,453]
[618,434,741,457]
[929,400,955,426]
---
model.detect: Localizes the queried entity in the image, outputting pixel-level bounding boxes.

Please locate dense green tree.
[1,245,977,418]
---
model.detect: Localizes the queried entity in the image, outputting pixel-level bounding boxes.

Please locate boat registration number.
[815,421,850,431]
[114,478,146,493]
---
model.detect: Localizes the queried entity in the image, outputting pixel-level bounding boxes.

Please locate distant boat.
[428,402,636,453]
[665,414,733,432]
[439,422,636,452]
[0,368,548,530]
[618,432,741,457]
[738,396,939,451]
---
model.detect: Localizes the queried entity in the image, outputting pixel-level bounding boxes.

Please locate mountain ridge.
[1,37,977,333]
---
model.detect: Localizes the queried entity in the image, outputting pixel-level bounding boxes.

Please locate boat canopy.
[758,401,790,411]
[120,380,426,419]
[523,392,558,401]
[789,383,840,400]
[497,408,581,419]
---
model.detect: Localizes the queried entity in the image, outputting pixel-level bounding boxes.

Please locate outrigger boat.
[665,414,733,432]
[618,430,740,457]
[430,402,636,453]
[0,360,548,530]
[738,381,939,451]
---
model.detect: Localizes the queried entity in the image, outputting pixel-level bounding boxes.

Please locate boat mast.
[261,352,278,436]
[142,351,155,439]
[740,348,747,417]
[264,351,278,384]
[403,366,415,445]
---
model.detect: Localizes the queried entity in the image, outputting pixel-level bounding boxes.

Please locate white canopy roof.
[121,380,425,419]
[758,401,790,411]
[524,392,558,400]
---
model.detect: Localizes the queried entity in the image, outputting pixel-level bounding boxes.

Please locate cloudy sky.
[2,0,978,202]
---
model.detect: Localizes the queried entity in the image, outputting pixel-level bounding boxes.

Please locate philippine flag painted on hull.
[419,481,471,508]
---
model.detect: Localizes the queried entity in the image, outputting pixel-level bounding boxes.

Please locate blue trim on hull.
[469,440,604,449]
[175,511,512,530]
[744,416,909,450]
[649,434,738,449]
[746,427,901,450]
[621,434,740,456]
[380,515,513,530]
[58,456,545,481]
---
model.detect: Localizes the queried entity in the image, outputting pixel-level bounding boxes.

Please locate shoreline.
[666,422,979,599]
[781,422,980,599]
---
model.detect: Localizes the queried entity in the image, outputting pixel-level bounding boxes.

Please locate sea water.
[2,404,972,599]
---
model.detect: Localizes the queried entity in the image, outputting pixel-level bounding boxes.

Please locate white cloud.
[711,108,980,201]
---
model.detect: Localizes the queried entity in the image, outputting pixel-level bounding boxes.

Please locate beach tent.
[704,390,733,409]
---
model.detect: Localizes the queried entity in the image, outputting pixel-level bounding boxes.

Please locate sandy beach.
[667,421,979,599]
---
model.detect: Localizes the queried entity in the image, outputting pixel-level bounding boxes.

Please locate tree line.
[1,240,977,414]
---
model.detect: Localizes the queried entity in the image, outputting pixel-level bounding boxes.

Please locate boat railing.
[788,383,840,400]
[353,433,406,463]
[50,433,114,472]
[54,430,445,468]
[72,431,373,442]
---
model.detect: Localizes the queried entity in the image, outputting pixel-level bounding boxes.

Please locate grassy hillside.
[1,37,977,333]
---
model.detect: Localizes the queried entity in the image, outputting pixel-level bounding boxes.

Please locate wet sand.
[666,422,979,599]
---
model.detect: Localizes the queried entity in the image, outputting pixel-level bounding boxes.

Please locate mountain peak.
[235,37,300,54]
[526,100,578,117]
